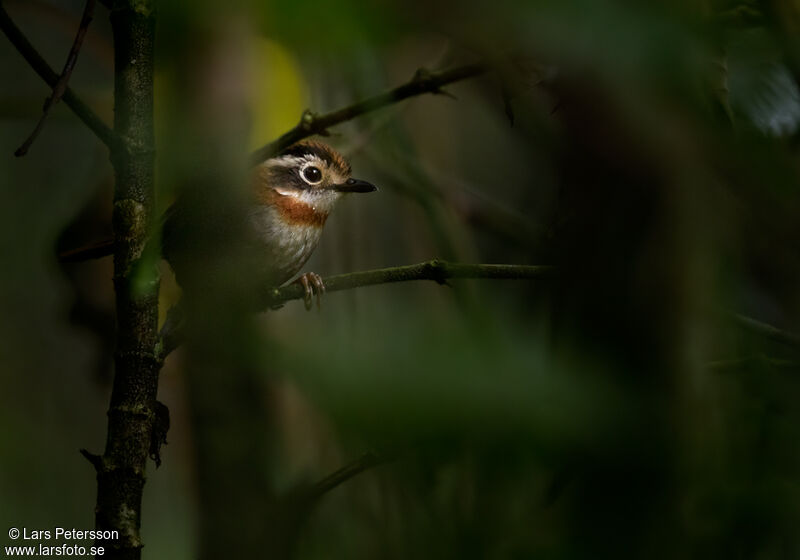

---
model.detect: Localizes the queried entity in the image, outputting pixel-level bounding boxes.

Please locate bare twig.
[707,354,800,371]
[277,452,390,543]
[249,63,488,164]
[79,448,102,472]
[731,313,800,348]
[304,453,386,503]
[262,260,552,307]
[154,258,800,363]
[0,3,116,150]
[157,261,553,359]
[59,238,114,262]
[15,0,96,156]
[307,453,387,501]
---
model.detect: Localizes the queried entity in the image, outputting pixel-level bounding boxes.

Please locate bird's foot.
[295,272,326,311]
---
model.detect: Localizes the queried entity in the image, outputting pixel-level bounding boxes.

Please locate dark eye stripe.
[282,144,331,162]
[280,141,352,176]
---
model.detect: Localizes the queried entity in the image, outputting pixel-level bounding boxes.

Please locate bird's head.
[254,140,376,226]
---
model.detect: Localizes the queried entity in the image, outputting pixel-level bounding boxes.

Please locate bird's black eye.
[301,166,322,184]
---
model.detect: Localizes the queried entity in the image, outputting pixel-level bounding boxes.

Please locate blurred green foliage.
[1,0,800,559]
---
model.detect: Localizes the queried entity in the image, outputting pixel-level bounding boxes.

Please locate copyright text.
[4,527,118,557]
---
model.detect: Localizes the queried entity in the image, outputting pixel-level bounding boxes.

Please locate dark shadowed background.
[1,0,800,558]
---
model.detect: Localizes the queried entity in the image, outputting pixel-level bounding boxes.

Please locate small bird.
[241,140,376,308]
[63,140,376,309]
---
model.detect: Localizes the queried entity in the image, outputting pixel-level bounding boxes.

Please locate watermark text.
[4,527,118,557]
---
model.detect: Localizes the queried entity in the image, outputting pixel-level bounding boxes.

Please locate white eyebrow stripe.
[266,155,321,168]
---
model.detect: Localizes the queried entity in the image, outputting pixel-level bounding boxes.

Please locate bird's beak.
[330,178,377,193]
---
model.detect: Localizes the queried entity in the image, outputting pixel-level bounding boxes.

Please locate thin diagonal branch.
[278,452,390,543]
[707,354,800,371]
[0,3,116,150]
[731,313,800,348]
[15,0,96,156]
[249,63,489,164]
[59,238,115,262]
[303,453,386,503]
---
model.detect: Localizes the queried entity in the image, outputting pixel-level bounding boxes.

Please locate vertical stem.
[94,2,158,559]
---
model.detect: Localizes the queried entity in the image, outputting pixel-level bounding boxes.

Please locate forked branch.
[15,0,97,156]
[0,3,116,150]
